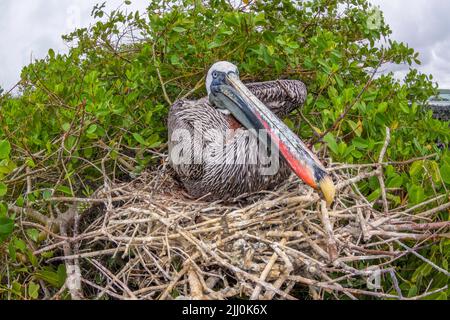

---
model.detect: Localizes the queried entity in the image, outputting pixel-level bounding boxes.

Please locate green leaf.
[407,285,418,298]
[387,175,403,188]
[411,102,418,114]
[48,48,55,59]
[35,269,61,288]
[284,118,294,130]
[327,86,338,99]
[62,123,71,132]
[367,189,381,202]
[409,161,424,177]
[408,185,425,205]
[323,133,339,154]
[338,142,347,156]
[0,183,7,196]
[13,238,26,252]
[387,193,401,206]
[426,161,441,183]
[440,164,450,185]
[207,41,222,49]
[133,132,146,145]
[412,263,433,282]
[172,26,186,33]
[351,150,363,159]
[347,120,362,137]
[170,54,180,65]
[35,265,66,288]
[0,140,11,159]
[352,137,369,149]
[8,240,16,260]
[0,159,17,174]
[56,185,73,196]
[16,195,24,207]
[28,281,40,299]
[57,264,67,287]
[334,75,344,88]
[86,124,97,134]
[0,202,7,216]
[317,59,331,74]
[42,189,52,200]
[26,158,36,168]
[26,228,40,242]
[377,102,388,113]
[11,281,22,297]
[0,217,14,238]
[399,101,409,114]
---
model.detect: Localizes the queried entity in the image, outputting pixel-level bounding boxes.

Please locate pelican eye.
[212,71,218,78]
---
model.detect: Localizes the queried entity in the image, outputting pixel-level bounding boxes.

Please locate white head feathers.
[205,61,239,95]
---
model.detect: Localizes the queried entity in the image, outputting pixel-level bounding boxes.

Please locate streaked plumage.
[168,80,307,200]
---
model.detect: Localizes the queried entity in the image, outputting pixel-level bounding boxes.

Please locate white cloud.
[0,0,148,90]
[370,0,450,88]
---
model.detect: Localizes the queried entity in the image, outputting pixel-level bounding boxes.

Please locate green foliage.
[0,0,449,299]
[0,217,14,242]
[388,239,450,300]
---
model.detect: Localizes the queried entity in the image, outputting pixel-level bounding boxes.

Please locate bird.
[168,61,335,205]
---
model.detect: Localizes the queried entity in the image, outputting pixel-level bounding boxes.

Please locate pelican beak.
[209,72,335,206]
[318,175,335,207]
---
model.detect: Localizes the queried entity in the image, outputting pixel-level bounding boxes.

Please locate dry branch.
[27,155,450,300]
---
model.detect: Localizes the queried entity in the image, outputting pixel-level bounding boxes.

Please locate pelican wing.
[245,80,307,119]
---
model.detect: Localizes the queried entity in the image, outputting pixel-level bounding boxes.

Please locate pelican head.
[206,61,336,206]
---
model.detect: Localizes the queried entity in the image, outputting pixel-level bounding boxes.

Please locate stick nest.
[36,155,450,300]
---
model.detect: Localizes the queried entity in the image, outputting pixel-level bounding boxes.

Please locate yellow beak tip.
[319,176,336,206]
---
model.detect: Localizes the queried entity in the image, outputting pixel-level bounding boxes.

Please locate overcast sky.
[1,0,449,91]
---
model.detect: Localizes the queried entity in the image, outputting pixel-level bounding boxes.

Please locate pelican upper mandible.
[168,61,335,205]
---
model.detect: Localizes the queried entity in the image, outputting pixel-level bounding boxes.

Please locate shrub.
[0,0,448,299]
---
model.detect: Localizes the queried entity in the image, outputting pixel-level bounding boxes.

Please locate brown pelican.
[168,61,335,205]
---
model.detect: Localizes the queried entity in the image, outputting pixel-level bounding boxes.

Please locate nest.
[34,151,450,300]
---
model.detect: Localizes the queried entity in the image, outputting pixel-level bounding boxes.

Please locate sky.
[371,0,450,87]
[0,0,148,91]
[0,0,449,91]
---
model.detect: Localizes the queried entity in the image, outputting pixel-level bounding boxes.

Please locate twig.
[320,201,338,262]
[59,206,83,300]
[377,127,391,214]
[30,152,449,301]
[395,240,450,277]
[250,238,287,300]
[152,42,172,105]
[389,269,403,298]
[188,267,206,300]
